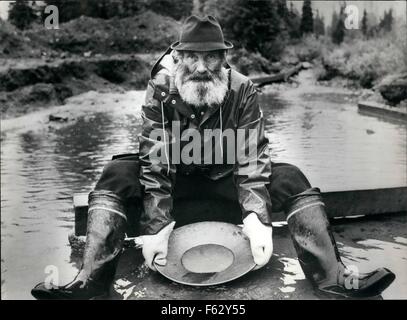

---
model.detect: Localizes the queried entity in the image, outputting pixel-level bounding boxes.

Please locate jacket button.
[190,114,196,119]
[161,92,166,97]
[171,99,176,104]
[201,111,204,115]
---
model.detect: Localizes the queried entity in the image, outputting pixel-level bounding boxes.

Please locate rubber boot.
[286,194,395,299]
[31,190,127,300]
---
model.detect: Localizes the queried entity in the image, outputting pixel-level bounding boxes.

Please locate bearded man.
[31,15,395,300]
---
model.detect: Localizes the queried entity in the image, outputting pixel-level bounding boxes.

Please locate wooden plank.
[73,186,407,236]
[358,100,407,120]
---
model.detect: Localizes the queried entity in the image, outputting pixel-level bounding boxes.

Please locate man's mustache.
[186,72,214,82]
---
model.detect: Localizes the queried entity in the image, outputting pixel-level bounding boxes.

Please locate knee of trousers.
[94,160,141,200]
[272,164,312,195]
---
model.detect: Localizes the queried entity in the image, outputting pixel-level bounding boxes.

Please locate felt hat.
[171,15,233,51]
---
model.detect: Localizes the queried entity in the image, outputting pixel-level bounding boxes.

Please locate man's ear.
[222,50,228,67]
[172,50,181,64]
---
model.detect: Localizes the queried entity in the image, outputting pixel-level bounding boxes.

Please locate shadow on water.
[357,108,407,127]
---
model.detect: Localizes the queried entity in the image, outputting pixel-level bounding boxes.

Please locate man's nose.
[195,59,207,73]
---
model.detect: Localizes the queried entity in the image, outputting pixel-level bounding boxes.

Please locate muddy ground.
[97,213,407,300]
[0,53,158,118]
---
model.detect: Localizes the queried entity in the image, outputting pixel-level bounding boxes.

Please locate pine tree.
[330,11,338,35]
[313,9,325,38]
[276,0,289,20]
[300,0,313,35]
[380,9,393,32]
[8,0,37,30]
[287,1,301,38]
[43,0,82,22]
[222,0,281,57]
[361,9,368,37]
[332,5,345,44]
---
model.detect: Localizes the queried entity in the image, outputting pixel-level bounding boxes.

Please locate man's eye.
[186,53,198,60]
[207,54,216,60]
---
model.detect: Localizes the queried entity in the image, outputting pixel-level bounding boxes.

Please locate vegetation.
[4,0,405,93]
[8,0,37,30]
[331,3,346,44]
[300,0,313,35]
[322,33,406,88]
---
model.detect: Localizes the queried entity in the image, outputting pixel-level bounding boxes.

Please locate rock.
[376,73,407,105]
[84,51,92,58]
[49,114,69,122]
[283,55,300,66]
[301,62,313,69]
[269,62,283,73]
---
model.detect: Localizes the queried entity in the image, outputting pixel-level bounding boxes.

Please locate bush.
[228,48,271,76]
[322,33,406,88]
[282,35,330,64]
[26,11,180,54]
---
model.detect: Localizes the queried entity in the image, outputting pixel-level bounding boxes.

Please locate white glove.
[139,221,175,271]
[242,213,273,270]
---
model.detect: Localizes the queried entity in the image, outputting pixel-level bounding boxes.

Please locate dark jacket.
[138,48,273,235]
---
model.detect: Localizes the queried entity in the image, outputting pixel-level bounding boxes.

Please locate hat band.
[171,41,233,51]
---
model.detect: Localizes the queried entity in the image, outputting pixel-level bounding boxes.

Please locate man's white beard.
[174,65,229,108]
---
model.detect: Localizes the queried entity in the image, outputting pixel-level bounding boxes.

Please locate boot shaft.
[81,190,127,284]
[286,194,343,286]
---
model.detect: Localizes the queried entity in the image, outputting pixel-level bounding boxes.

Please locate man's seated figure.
[32,16,395,300]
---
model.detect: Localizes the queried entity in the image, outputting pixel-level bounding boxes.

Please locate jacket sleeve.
[138,80,176,235]
[233,84,273,226]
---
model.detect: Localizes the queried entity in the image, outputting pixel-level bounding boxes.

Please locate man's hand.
[242,213,273,270]
[139,221,175,271]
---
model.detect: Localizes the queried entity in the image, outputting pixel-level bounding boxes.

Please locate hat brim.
[170,40,233,51]
[154,221,255,286]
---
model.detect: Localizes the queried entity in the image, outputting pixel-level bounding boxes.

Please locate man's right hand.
[139,221,175,271]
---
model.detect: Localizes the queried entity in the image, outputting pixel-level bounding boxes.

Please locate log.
[69,186,407,255]
[250,63,303,87]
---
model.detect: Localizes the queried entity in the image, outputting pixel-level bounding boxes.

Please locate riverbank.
[1,15,406,119]
[0,54,156,118]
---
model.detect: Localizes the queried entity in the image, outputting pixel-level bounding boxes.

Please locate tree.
[313,9,325,38]
[147,0,193,21]
[379,9,393,33]
[192,0,231,20]
[361,9,368,37]
[43,0,83,22]
[276,0,289,20]
[287,1,301,38]
[222,0,282,58]
[8,0,37,30]
[332,4,346,44]
[300,0,313,35]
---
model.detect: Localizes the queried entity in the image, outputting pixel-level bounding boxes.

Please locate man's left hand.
[242,213,273,270]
